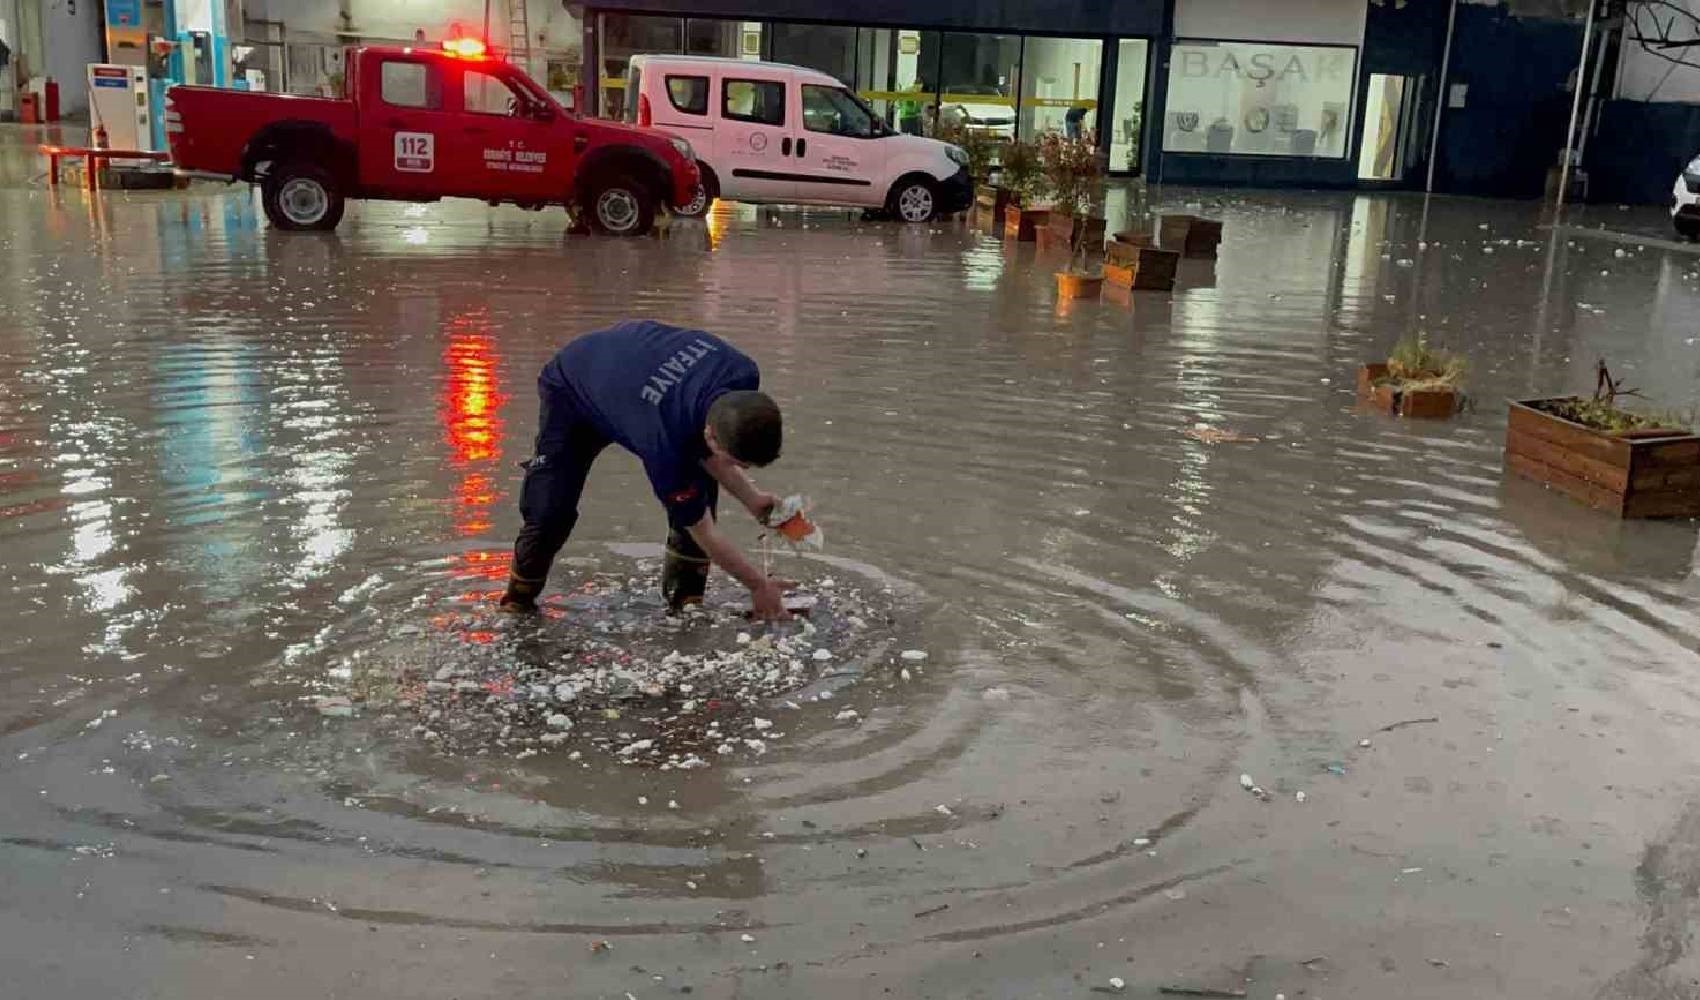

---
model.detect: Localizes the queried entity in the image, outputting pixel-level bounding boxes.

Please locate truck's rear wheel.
[587,178,656,236]
[262,162,345,231]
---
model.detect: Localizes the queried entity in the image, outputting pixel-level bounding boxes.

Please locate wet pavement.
[3,159,1700,1000]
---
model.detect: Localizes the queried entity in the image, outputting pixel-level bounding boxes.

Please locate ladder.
[507,0,533,78]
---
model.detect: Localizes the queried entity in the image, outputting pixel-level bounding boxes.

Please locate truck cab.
[167,40,699,235]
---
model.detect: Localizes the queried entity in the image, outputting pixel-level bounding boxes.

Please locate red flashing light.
[442,37,488,59]
[638,93,653,127]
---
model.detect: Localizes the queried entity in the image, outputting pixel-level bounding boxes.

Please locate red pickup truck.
[166,41,699,236]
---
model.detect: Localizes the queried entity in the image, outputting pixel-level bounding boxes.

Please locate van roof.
[629,54,842,83]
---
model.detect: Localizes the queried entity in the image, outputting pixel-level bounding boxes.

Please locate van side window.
[380,61,441,110]
[802,85,875,138]
[722,79,785,127]
[666,75,709,115]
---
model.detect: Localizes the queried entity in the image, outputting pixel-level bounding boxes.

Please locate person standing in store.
[500,320,793,621]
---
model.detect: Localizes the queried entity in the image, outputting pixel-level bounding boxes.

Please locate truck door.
[358,54,454,197]
[713,71,795,203]
[448,63,566,202]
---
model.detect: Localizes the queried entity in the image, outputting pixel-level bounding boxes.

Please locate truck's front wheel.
[587,178,656,236]
[262,162,345,232]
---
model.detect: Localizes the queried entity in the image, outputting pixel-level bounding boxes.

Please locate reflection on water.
[1,183,1699,997]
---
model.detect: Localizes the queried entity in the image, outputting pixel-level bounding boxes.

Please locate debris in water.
[1109,977,1127,991]
[1295,790,1307,803]
[914,903,950,918]
[1377,716,1440,733]
[740,933,756,943]
[1358,738,1373,748]
[1325,763,1347,776]
[834,709,859,722]
[1159,987,1246,999]
[1184,424,1261,445]
[900,649,929,662]
[982,686,1011,701]
[314,696,354,718]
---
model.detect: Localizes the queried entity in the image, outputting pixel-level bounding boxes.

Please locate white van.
[624,54,974,222]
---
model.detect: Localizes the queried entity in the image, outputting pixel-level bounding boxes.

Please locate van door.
[791,82,889,207]
[713,70,795,203]
[358,54,454,198]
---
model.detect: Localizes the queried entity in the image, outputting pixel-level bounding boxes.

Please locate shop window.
[599,13,683,118]
[1162,40,1357,158]
[685,19,743,58]
[667,75,709,115]
[1019,37,1102,141]
[380,61,438,109]
[723,79,785,126]
[1110,39,1150,173]
[802,84,876,137]
[937,33,1019,140]
[857,28,938,135]
[464,68,522,116]
[769,23,857,85]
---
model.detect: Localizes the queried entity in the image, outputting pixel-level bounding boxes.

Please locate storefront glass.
[1162,40,1357,159]
[769,23,857,84]
[600,15,763,116]
[1018,37,1102,142]
[1109,39,1149,173]
[936,32,1020,140]
[856,28,936,135]
[684,19,741,58]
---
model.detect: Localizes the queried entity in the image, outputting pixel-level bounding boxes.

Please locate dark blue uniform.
[509,321,760,592]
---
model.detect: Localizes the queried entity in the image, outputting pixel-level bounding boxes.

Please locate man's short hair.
[708,391,782,467]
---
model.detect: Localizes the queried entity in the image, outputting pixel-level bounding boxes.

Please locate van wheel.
[888,177,939,223]
[588,178,656,236]
[1677,216,1700,242]
[677,170,718,219]
[262,161,345,231]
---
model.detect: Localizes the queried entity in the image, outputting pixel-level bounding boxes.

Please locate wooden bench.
[39,145,171,191]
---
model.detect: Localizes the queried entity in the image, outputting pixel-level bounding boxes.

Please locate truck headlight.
[670,136,694,161]
[946,145,969,168]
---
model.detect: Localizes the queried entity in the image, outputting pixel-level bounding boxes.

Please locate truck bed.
[167,87,358,178]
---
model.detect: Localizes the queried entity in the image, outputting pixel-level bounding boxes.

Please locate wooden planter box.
[1184,219,1224,258]
[1157,214,1223,258]
[1112,230,1157,248]
[975,184,1013,229]
[1504,399,1700,519]
[1004,207,1050,242]
[1104,239,1179,290]
[1055,271,1105,298]
[1357,363,1460,419]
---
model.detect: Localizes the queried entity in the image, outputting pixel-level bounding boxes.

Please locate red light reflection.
[441,311,512,591]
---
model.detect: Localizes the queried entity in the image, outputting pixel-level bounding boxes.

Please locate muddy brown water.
[2,175,1700,1000]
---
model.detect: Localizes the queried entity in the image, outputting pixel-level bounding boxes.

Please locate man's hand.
[752,491,781,525]
[750,579,793,622]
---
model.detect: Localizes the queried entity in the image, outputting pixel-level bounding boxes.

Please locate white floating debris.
[1295,790,1308,804]
[834,709,860,722]
[618,740,655,756]
[736,632,752,645]
[812,648,833,662]
[900,650,929,662]
[1239,774,1256,790]
[1132,837,1151,847]
[1109,977,1126,991]
[935,804,955,817]
[982,687,1012,702]
[740,933,756,943]
[1402,866,1424,874]
[751,718,773,731]
[1359,738,1373,748]
[637,796,649,805]
[546,713,573,730]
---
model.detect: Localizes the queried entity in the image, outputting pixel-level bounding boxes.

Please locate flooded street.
[3,169,1700,1000]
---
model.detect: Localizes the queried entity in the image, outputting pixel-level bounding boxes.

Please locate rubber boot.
[499,573,543,613]
[660,530,711,614]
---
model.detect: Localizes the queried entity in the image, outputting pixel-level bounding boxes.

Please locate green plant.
[1382,333,1466,391]
[1537,360,1695,433]
[1037,133,1104,273]
[935,119,1000,183]
[1038,132,1102,219]
[999,139,1046,205]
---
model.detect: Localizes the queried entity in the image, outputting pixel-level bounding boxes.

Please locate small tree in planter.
[1357,334,1467,419]
[1038,133,1106,297]
[1506,360,1700,518]
[999,139,1050,241]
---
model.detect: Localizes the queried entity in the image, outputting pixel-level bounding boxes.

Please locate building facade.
[581,0,1461,188]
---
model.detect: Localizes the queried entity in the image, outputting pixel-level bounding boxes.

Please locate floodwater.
[3,163,1700,1000]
